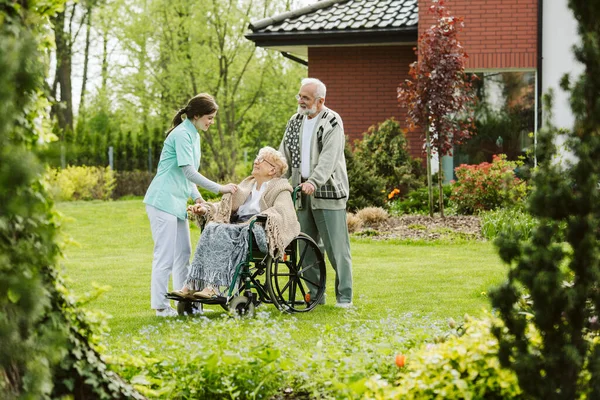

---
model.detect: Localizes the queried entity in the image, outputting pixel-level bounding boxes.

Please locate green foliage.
[480,207,537,240]
[0,1,142,398]
[354,118,424,195]
[389,185,452,215]
[451,154,527,215]
[107,312,446,400]
[489,1,600,397]
[366,317,522,399]
[112,169,155,198]
[345,141,387,211]
[46,165,116,201]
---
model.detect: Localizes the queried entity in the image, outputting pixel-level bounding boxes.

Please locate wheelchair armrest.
[253,214,268,223]
[248,215,267,232]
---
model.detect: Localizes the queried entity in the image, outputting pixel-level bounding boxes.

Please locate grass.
[55,199,512,397]
[56,199,507,341]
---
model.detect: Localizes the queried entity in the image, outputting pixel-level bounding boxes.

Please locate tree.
[0,1,143,397]
[398,0,476,217]
[103,0,304,179]
[51,1,91,133]
[489,0,600,397]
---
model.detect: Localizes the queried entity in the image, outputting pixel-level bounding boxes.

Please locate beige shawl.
[190,177,300,258]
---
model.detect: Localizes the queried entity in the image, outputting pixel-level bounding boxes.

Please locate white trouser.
[146,205,191,309]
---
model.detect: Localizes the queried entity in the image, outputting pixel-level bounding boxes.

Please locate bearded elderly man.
[278,77,353,308]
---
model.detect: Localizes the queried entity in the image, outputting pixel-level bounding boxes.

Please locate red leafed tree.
[398,0,476,217]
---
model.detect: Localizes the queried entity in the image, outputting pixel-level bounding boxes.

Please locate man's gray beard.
[297,104,317,116]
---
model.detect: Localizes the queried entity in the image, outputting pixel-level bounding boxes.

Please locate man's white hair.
[301,78,327,99]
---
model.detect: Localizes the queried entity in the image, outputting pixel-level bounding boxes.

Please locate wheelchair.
[166,187,326,317]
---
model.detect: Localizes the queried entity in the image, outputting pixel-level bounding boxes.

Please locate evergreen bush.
[0,2,142,398]
[345,141,387,211]
[112,169,155,198]
[489,1,600,397]
[353,118,424,196]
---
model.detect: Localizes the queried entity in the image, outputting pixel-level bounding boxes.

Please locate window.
[453,71,536,169]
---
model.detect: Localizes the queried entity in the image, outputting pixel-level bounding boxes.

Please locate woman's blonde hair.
[258,146,288,177]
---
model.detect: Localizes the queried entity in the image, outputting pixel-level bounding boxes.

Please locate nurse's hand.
[220,183,238,194]
[188,204,207,215]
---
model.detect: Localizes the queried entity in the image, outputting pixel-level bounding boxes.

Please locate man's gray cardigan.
[279,107,349,211]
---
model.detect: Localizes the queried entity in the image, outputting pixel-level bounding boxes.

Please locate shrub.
[112,169,154,198]
[112,170,223,200]
[354,118,424,196]
[480,207,537,240]
[345,141,387,211]
[107,312,446,399]
[1,3,142,398]
[365,317,522,399]
[346,212,363,233]
[389,185,453,215]
[356,207,389,226]
[46,165,115,201]
[451,154,527,215]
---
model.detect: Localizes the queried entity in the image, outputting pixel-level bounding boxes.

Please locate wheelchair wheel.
[228,296,255,318]
[266,233,326,313]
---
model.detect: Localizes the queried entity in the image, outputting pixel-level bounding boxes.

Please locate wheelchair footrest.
[166,293,227,305]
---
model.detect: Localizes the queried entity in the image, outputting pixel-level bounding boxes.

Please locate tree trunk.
[101,27,108,93]
[426,127,433,217]
[52,9,74,132]
[438,148,445,218]
[79,8,92,115]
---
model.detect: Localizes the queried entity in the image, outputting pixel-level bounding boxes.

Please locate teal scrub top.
[144,118,200,219]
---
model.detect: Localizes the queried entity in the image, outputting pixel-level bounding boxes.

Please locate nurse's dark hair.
[167,93,219,135]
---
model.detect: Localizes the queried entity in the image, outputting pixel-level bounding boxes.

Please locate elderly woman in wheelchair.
[169,146,326,315]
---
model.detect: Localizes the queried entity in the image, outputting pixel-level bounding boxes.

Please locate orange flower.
[387,188,400,199]
[395,353,406,368]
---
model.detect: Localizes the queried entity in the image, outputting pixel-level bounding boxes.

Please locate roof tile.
[249,0,418,34]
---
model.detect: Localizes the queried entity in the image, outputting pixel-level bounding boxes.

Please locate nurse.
[144,93,237,317]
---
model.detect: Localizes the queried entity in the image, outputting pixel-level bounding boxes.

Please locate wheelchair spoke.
[297,261,319,275]
[294,243,309,271]
[278,276,293,294]
[297,275,321,288]
[266,233,326,313]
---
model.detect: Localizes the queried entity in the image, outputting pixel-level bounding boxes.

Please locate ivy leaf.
[7,288,21,303]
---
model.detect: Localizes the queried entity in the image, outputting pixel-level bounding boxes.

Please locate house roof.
[246,0,418,59]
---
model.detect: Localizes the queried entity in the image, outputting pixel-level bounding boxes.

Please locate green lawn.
[56,200,506,339]
[55,199,511,397]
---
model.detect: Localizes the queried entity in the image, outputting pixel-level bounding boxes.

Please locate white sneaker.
[156,307,178,317]
[334,302,354,309]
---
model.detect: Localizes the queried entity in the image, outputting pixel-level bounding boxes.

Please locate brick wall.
[308,45,423,160]
[418,0,538,69]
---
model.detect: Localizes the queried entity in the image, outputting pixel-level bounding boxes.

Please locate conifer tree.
[490,0,600,398]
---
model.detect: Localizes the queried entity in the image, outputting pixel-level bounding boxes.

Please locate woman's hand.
[220,183,238,194]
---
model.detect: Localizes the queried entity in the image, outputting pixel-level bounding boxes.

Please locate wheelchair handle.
[293,185,302,204]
